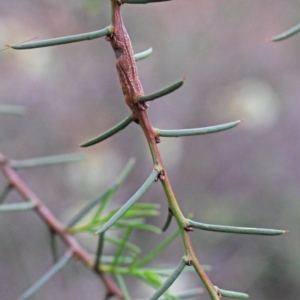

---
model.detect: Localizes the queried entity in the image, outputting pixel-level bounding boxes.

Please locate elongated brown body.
[108,2,145,117]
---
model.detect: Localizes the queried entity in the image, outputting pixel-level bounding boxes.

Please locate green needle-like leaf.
[105,235,141,254]
[80,115,133,147]
[10,153,86,169]
[134,229,180,268]
[94,233,104,271]
[271,23,300,42]
[134,48,153,61]
[148,258,186,300]
[216,288,249,299]
[10,26,112,49]
[113,220,162,234]
[0,104,25,115]
[187,219,287,236]
[99,255,134,265]
[154,288,204,300]
[115,274,131,300]
[18,250,73,300]
[66,158,135,228]
[138,79,184,102]
[112,227,132,268]
[156,120,241,138]
[95,169,159,234]
[0,202,36,212]
[122,0,171,3]
[162,209,173,232]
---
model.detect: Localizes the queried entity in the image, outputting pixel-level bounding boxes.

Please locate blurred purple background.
[1,1,300,299]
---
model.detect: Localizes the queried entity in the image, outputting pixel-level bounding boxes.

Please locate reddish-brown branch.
[0,153,123,299]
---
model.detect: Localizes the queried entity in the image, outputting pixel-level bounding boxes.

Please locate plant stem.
[0,154,122,299]
[108,1,220,299]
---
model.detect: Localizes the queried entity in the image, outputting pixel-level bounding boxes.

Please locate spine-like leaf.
[0,202,36,212]
[0,104,25,115]
[95,169,159,234]
[148,258,186,300]
[138,79,184,102]
[134,48,153,61]
[216,287,249,299]
[112,227,132,268]
[10,27,112,49]
[122,0,171,3]
[105,235,141,254]
[271,23,300,42]
[156,120,241,138]
[80,115,133,147]
[49,228,58,263]
[161,209,173,232]
[19,250,73,300]
[94,234,105,271]
[187,219,286,236]
[66,158,135,228]
[0,184,13,204]
[10,153,86,169]
[115,274,131,300]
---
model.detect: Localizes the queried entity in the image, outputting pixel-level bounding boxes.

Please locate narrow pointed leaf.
[80,115,133,147]
[271,23,300,42]
[134,229,180,268]
[66,158,135,228]
[134,48,153,61]
[19,250,73,300]
[10,27,112,49]
[139,265,210,276]
[115,274,131,300]
[113,227,132,268]
[0,202,36,212]
[148,258,186,300]
[138,79,184,102]
[100,255,134,264]
[0,184,13,204]
[149,288,204,300]
[105,235,141,254]
[187,219,286,236]
[122,0,171,3]
[0,104,25,115]
[10,153,86,169]
[113,220,162,234]
[216,288,249,299]
[156,120,240,138]
[95,169,159,234]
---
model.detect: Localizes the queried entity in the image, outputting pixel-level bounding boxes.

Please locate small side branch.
[270,23,300,42]
[134,48,153,61]
[138,79,184,102]
[80,115,133,147]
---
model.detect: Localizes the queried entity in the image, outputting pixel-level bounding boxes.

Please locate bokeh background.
[1,0,300,299]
